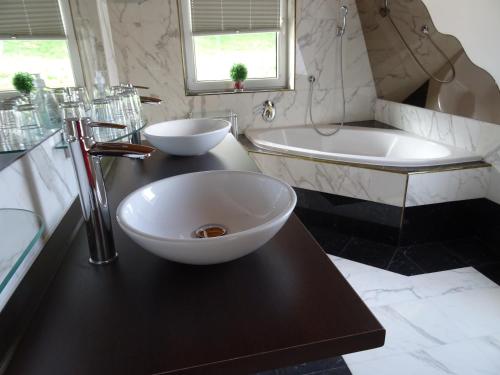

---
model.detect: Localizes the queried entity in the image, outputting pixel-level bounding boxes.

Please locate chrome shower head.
[337,5,348,37]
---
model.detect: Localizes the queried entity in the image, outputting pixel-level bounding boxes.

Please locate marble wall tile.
[295,0,376,92]
[375,99,500,157]
[104,0,377,132]
[375,99,500,205]
[0,134,78,233]
[486,150,500,204]
[0,132,79,310]
[405,168,491,207]
[249,152,407,207]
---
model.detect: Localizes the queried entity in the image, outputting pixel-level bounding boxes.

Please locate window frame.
[178,0,294,95]
[0,0,84,97]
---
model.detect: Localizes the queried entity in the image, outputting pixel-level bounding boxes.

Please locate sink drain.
[194,224,228,239]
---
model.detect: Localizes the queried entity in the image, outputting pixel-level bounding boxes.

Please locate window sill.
[185,87,295,97]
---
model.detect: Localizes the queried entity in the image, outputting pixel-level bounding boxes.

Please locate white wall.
[421,0,500,88]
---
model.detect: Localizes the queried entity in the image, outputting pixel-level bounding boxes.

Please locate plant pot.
[233,81,244,92]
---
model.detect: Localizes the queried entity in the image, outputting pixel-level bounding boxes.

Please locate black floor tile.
[305,225,352,256]
[386,249,425,276]
[312,366,352,375]
[475,263,500,285]
[339,237,397,269]
[475,225,500,254]
[402,243,467,273]
[295,189,500,277]
[442,237,500,267]
[254,357,350,375]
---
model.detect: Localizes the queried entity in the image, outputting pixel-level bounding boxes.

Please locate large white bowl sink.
[143,118,231,156]
[116,170,297,265]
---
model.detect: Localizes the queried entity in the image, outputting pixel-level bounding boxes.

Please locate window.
[0,0,83,92]
[179,0,294,94]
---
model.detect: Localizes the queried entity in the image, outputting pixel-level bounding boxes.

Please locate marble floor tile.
[344,299,469,364]
[427,288,500,338]
[330,255,500,375]
[409,267,498,300]
[350,334,500,375]
[330,256,422,307]
[347,350,458,375]
[420,335,500,375]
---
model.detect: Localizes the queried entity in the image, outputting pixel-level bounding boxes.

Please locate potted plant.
[230,63,248,92]
[12,72,34,98]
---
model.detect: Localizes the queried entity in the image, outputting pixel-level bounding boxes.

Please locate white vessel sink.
[116,170,297,265]
[143,118,231,156]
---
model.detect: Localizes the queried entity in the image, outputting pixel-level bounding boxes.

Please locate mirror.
[356,0,500,125]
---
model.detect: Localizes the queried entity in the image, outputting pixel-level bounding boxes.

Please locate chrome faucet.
[65,118,155,265]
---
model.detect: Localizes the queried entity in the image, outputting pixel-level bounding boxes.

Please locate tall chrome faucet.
[65,118,155,265]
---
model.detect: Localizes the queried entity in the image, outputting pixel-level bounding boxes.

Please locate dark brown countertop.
[5,135,384,375]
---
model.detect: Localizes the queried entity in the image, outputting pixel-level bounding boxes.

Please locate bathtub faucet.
[255,100,276,122]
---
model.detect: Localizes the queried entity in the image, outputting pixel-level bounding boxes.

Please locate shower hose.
[307,27,346,137]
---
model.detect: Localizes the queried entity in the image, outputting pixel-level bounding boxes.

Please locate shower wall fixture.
[356,0,500,125]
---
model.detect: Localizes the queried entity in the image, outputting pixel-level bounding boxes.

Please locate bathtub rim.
[240,133,489,176]
[244,125,485,172]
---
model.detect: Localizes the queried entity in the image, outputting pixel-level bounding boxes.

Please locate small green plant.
[12,72,34,95]
[229,63,248,82]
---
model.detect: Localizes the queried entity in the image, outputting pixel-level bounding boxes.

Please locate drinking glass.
[106,95,127,125]
[68,87,91,113]
[0,129,24,152]
[0,103,20,129]
[119,89,142,130]
[92,98,123,141]
[110,86,124,96]
[17,104,42,129]
[60,101,86,121]
[53,88,69,105]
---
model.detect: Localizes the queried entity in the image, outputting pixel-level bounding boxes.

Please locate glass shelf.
[0,209,44,294]
[0,127,59,154]
[54,120,147,149]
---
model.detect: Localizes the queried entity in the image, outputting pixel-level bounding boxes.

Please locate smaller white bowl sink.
[144,118,231,156]
[116,170,297,265]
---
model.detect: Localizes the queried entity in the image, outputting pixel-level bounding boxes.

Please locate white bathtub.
[245,125,482,168]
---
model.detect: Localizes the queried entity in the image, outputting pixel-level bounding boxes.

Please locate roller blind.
[190,0,281,35]
[0,0,66,39]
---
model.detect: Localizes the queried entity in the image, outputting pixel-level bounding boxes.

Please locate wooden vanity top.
[5,135,384,374]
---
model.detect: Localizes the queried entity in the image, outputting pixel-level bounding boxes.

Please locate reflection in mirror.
[0,97,60,159]
[356,0,500,125]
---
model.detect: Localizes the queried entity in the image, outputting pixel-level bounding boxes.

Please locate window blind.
[190,0,281,35]
[0,0,66,39]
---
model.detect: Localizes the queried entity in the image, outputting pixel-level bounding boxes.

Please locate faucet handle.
[89,142,155,159]
[65,117,127,141]
[140,96,163,104]
[90,121,127,130]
